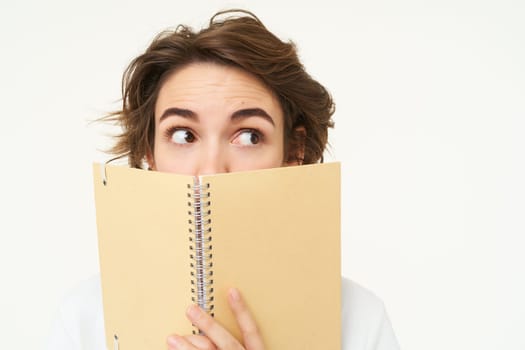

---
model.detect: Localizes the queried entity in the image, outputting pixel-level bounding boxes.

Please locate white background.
[1,1,524,349]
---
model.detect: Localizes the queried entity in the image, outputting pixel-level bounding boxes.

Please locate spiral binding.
[187,179,214,333]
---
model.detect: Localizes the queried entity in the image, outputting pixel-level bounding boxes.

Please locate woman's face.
[150,62,293,175]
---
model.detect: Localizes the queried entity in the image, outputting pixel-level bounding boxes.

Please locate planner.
[93,162,341,350]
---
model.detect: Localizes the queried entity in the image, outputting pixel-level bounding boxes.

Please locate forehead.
[155,62,282,118]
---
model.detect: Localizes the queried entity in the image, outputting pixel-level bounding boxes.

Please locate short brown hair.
[105,9,335,168]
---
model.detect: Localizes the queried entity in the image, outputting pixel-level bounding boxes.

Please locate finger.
[167,334,197,350]
[184,335,217,350]
[228,288,264,350]
[186,304,243,350]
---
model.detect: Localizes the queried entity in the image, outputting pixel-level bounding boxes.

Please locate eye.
[169,128,196,144]
[233,129,262,146]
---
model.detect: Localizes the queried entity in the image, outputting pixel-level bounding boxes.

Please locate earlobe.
[145,150,156,171]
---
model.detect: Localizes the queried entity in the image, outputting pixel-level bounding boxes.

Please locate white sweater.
[46,276,400,350]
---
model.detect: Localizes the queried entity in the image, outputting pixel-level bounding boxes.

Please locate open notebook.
[93,162,341,350]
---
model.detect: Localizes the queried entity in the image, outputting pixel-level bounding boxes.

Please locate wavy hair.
[104,9,335,168]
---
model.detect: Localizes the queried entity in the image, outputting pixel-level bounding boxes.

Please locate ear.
[145,149,156,171]
[284,126,306,166]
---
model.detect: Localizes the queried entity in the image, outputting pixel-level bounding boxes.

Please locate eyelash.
[163,126,265,145]
[164,126,194,142]
[236,128,264,145]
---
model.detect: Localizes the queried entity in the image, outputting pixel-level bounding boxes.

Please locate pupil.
[250,132,259,144]
[185,131,195,143]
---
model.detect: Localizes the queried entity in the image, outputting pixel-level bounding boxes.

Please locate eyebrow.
[159,107,275,126]
[159,107,197,121]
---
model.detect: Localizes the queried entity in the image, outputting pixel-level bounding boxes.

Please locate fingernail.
[167,335,181,347]
[229,287,240,302]
[186,304,201,320]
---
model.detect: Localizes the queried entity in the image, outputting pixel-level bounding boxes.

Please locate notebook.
[93,162,341,350]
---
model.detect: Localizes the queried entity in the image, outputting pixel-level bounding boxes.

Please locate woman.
[47,9,400,350]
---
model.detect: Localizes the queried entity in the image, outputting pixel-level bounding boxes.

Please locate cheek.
[229,148,285,172]
[154,157,196,175]
[152,141,196,175]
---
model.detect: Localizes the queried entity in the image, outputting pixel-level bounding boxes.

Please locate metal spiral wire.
[187,181,214,326]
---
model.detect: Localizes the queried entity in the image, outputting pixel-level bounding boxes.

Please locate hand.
[167,288,265,350]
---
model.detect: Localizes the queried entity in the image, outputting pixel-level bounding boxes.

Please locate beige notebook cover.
[93,162,341,350]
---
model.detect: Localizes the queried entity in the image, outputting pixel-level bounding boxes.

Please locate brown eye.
[250,133,260,144]
[235,130,261,146]
[171,129,195,144]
